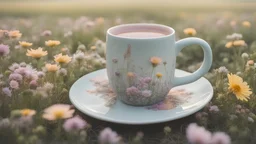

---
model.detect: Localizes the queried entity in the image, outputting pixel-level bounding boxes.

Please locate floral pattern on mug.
[109,45,172,106]
[86,75,192,110]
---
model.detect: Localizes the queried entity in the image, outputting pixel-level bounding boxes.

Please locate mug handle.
[173,37,212,87]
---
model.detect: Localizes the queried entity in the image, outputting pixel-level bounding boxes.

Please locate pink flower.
[29,80,38,89]
[0,44,10,56]
[211,132,231,144]
[142,77,152,83]
[9,80,19,89]
[9,73,23,82]
[186,123,212,144]
[99,127,120,144]
[63,116,87,132]
[126,86,140,96]
[141,90,152,97]
[209,105,219,112]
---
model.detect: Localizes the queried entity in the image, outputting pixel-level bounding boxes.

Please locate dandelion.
[45,40,60,47]
[63,116,87,132]
[150,57,162,67]
[9,80,19,89]
[57,68,67,76]
[99,127,120,144]
[8,30,22,39]
[19,41,32,48]
[156,72,163,79]
[228,74,252,101]
[20,109,36,117]
[26,48,48,59]
[183,28,196,36]
[42,104,74,121]
[241,53,249,59]
[73,51,86,62]
[0,44,10,56]
[45,64,60,72]
[242,21,251,28]
[233,40,246,47]
[2,87,12,97]
[54,53,72,64]
[186,123,212,144]
[211,132,231,144]
[218,66,229,73]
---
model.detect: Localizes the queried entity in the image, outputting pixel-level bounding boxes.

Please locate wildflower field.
[1,1,256,144]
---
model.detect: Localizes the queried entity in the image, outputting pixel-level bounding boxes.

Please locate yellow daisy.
[19,41,33,48]
[183,28,196,36]
[156,72,163,79]
[45,64,60,72]
[127,72,135,78]
[228,74,252,101]
[20,109,36,117]
[242,21,251,28]
[225,42,233,48]
[42,104,74,121]
[150,57,162,67]
[26,47,48,59]
[54,53,72,64]
[8,30,22,39]
[233,40,246,47]
[45,40,61,47]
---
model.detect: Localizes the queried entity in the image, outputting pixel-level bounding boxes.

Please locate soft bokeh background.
[1,0,256,144]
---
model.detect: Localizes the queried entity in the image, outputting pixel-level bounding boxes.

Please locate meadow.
[1,1,256,144]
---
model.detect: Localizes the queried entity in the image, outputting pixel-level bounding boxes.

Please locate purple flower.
[143,77,152,83]
[9,73,23,82]
[141,90,152,97]
[211,132,231,144]
[0,44,10,56]
[63,116,87,132]
[186,123,212,144]
[2,87,12,97]
[126,86,140,96]
[99,127,120,144]
[9,80,19,89]
[137,82,148,90]
[209,105,219,112]
[37,71,45,78]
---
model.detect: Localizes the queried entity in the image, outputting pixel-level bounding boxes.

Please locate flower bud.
[241,53,249,59]
[164,126,172,134]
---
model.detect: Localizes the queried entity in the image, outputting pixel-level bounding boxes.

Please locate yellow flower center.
[232,84,241,93]
[21,109,31,116]
[54,111,64,119]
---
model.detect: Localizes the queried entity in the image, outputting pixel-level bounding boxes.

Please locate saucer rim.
[69,68,213,125]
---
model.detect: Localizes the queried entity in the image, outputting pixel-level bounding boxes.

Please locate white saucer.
[69,69,213,125]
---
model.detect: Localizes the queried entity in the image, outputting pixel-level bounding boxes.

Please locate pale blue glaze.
[106,23,212,106]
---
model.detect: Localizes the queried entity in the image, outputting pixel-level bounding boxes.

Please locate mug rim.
[107,23,175,40]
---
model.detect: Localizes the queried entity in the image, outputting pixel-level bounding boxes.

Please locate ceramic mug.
[106,23,212,106]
